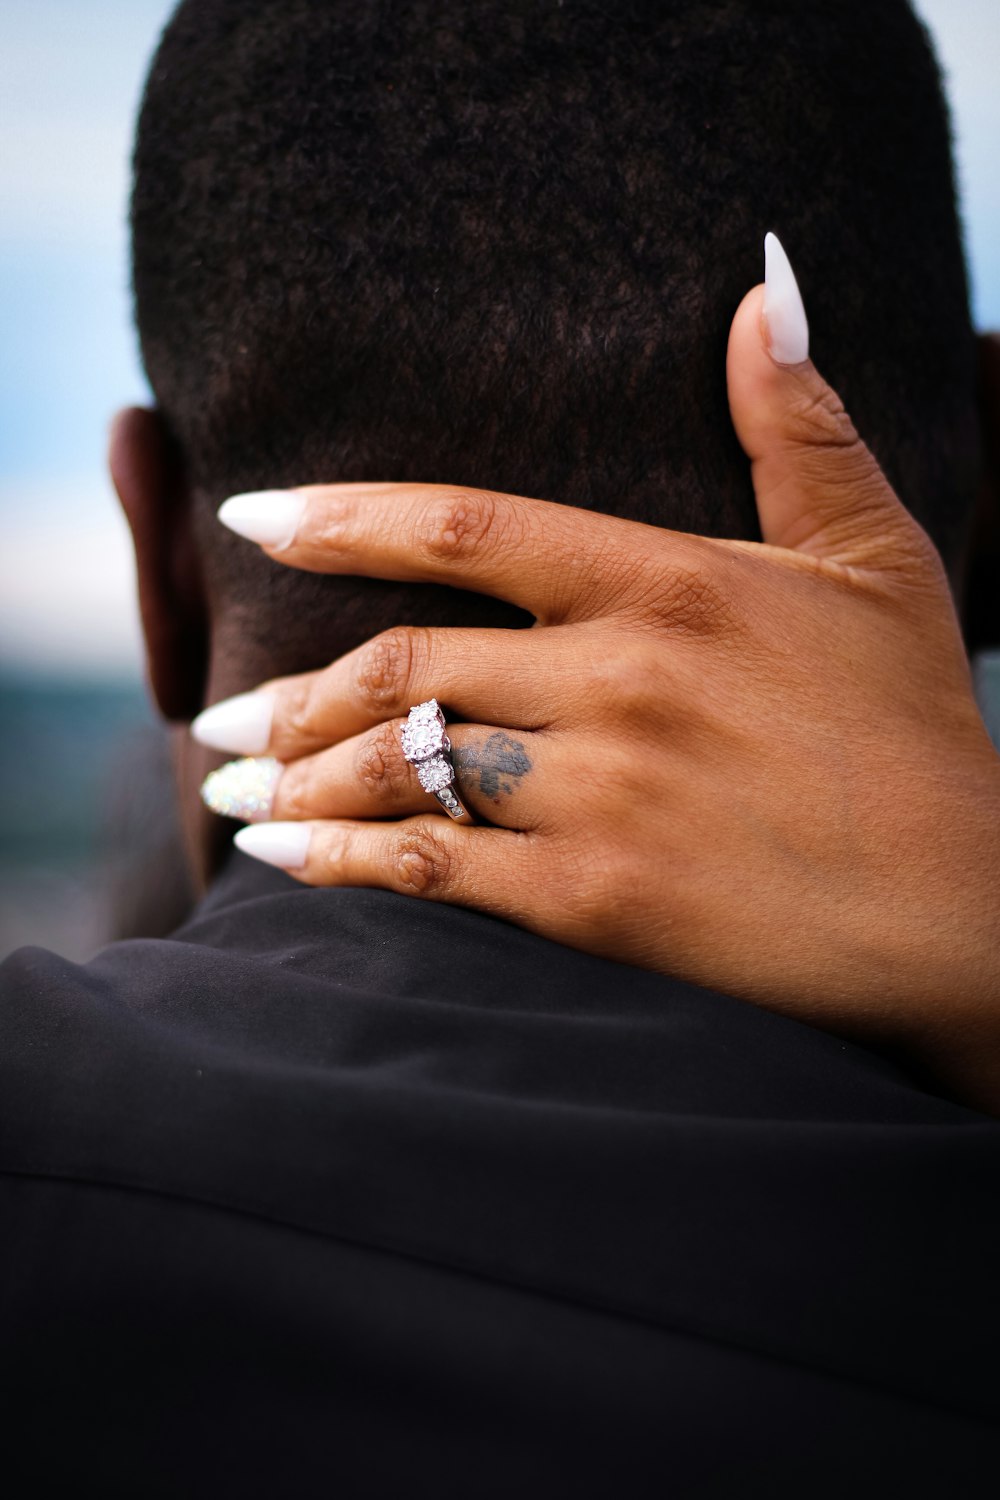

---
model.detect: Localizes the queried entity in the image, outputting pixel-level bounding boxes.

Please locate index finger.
[217,481,689,624]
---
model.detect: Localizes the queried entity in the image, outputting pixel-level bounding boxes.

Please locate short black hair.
[133,0,978,679]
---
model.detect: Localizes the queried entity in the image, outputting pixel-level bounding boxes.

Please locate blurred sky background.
[0,0,998,956]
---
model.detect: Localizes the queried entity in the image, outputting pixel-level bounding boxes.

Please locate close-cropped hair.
[132,0,978,668]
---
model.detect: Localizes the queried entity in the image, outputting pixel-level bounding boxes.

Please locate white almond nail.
[191,692,275,754]
[763,231,809,365]
[218,490,307,550]
[234,822,311,870]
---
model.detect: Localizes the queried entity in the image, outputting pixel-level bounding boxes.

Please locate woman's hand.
[194,273,1000,1112]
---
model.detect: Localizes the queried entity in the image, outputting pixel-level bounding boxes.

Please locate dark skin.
[111,324,1000,1117]
[110,336,1000,882]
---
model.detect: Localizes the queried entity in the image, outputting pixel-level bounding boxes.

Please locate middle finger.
[194,624,586,761]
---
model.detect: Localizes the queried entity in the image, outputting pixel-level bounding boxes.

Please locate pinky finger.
[233,815,534,915]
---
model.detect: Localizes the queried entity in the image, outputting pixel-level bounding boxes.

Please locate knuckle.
[785,384,861,453]
[906,519,948,577]
[319,824,353,873]
[395,825,454,896]
[282,677,319,742]
[353,627,424,716]
[586,640,671,722]
[416,487,513,564]
[561,841,633,929]
[569,548,647,622]
[356,721,413,803]
[640,560,735,635]
[272,761,311,820]
[881,515,952,590]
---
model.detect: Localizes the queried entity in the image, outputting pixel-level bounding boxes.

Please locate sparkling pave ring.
[399,699,473,822]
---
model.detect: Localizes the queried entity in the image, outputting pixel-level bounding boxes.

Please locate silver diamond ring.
[399,699,473,822]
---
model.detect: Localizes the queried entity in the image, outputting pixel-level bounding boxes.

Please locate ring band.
[400,699,473,822]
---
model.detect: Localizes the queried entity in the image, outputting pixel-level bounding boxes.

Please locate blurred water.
[0,671,191,959]
[976,652,1000,747]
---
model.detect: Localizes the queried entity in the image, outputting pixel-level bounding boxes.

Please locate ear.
[961,334,1000,655]
[109,406,208,721]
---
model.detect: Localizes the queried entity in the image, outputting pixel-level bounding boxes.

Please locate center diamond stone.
[401,699,449,763]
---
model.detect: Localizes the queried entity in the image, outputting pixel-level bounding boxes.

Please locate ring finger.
[202,718,550,831]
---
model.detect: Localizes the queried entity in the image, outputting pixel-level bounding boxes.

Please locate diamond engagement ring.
[399,699,473,822]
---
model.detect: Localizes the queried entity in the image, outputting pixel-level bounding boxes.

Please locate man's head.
[114,0,982,726]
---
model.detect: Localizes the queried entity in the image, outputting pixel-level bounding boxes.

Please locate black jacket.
[2,853,997,1496]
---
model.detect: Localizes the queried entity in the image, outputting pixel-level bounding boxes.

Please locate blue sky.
[1,0,998,675]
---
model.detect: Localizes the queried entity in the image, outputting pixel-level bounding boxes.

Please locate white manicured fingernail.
[200,757,282,823]
[218,490,307,550]
[191,691,275,754]
[763,232,809,365]
[235,822,311,870]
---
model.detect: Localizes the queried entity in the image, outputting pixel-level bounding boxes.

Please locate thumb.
[727,233,921,571]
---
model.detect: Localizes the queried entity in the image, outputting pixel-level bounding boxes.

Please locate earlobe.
[109,406,208,720]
